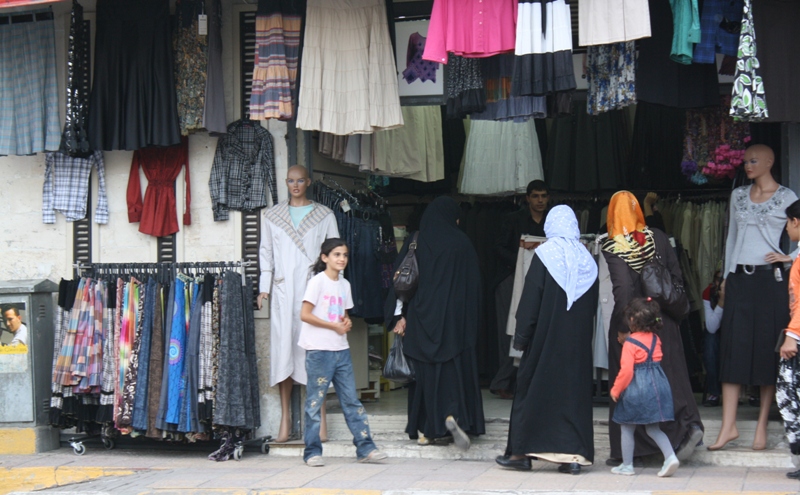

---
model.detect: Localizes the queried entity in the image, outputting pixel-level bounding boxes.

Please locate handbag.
[640,252,690,320]
[383,334,415,383]
[393,232,420,303]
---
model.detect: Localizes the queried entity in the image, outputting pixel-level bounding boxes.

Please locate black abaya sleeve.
[513,255,547,351]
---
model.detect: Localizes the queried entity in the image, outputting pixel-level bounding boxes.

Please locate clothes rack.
[53,261,268,461]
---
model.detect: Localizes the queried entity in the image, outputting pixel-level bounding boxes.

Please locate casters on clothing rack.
[233,443,244,461]
[102,437,115,450]
[261,438,270,454]
[71,441,86,456]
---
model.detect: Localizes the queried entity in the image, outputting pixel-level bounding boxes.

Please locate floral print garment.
[174,0,208,135]
[730,0,768,121]
[586,42,636,115]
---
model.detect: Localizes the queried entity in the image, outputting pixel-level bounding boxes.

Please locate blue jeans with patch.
[304,349,377,461]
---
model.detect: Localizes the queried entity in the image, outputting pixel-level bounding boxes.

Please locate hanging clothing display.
[669,0,701,64]
[546,99,629,192]
[692,0,743,64]
[50,264,261,443]
[372,105,445,182]
[296,0,403,135]
[173,0,209,136]
[578,0,651,46]
[511,0,577,98]
[471,54,547,122]
[209,119,277,221]
[445,55,486,119]
[43,151,108,224]
[312,181,397,318]
[402,32,438,84]
[127,136,191,237]
[0,8,61,156]
[250,0,303,120]
[585,42,636,116]
[628,102,687,189]
[740,0,800,122]
[460,119,544,196]
[422,0,517,63]
[635,0,719,108]
[203,0,227,135]
[88,0,181,151]
[60,0,92,158]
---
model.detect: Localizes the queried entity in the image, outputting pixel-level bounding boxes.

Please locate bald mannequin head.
[743,144,776,181]
[286,165,311,203]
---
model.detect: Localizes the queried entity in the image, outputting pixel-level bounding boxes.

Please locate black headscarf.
[387,197,483,363]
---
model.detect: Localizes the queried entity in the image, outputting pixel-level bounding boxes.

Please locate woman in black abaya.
[495,205,599,474]
[385,196,485,450]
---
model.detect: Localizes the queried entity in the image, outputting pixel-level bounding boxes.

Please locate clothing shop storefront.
[1,0,800,456]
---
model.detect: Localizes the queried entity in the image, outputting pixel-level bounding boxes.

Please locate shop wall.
[0,0,285,439]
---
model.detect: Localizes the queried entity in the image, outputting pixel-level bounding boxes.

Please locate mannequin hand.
[257,292,269,310]
[644,192,659,207]
[765,252,791,264]
[393,317,406,336]
[611,393,618,402]
[781,335,798,360]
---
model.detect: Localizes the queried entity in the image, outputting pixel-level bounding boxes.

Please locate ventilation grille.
[72,180,92,265]
[241,11,261,305]
[157,235,176,263]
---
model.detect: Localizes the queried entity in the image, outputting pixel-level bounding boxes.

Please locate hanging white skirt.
[296,0,403,135]
[460,119,544,196]
[579,0,651,46]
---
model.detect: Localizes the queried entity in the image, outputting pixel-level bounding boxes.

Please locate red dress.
[127,136,191,237]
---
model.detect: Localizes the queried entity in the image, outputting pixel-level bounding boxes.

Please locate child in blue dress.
[610,297,679,477]
[299,238,387,467]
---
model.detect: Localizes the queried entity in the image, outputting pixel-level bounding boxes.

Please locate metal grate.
[157,235,176,263]
[72,183,92,265]
[240,11,261,302]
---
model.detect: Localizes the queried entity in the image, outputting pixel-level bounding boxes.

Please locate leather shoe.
[495,455,531,471]
[787,469,800,479]
[558,462,581,475]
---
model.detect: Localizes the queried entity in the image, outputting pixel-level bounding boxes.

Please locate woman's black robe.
[505,255,599,463]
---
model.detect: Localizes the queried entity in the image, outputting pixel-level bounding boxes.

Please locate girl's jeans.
[304,349,377,461]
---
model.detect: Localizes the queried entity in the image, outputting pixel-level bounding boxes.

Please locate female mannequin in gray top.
[709,144,798,451]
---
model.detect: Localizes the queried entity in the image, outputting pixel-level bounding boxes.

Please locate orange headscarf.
[606,191,647,251]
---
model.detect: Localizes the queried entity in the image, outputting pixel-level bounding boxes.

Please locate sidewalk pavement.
[2,448,799,495]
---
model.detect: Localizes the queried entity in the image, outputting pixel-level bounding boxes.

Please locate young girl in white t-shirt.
[299,238,387,467]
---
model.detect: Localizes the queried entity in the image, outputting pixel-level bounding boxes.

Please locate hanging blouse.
[43,151,109,224]
[422,0,518,64]
[127,136,191,237]
[692,0,743,64]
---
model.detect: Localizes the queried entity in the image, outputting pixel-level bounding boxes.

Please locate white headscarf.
[534,205,598,310]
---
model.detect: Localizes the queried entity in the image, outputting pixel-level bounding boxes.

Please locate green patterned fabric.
[730,0,768,122]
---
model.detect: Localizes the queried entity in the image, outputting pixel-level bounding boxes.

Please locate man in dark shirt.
[490,180,549,399]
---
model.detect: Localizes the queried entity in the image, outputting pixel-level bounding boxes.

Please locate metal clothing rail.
[73,260,254,284]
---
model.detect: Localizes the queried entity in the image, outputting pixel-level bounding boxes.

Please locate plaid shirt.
[693,0,743,64]
[209,119,277,221]
[43,151,108,224]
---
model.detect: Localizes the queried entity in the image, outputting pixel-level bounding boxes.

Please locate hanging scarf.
[603,191,655,272]
[535,205,598,310]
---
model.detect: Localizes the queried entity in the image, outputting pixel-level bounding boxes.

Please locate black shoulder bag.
[393,232,419,303]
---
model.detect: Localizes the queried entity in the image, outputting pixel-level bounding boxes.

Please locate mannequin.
[258,165,339,442]
[709,144,798,451]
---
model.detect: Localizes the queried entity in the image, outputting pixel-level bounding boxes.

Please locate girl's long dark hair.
[312,238,348,274]
[786,199,800,220]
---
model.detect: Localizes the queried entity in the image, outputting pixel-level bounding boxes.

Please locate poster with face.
[395,19,444,99]
[0,302,29,352]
